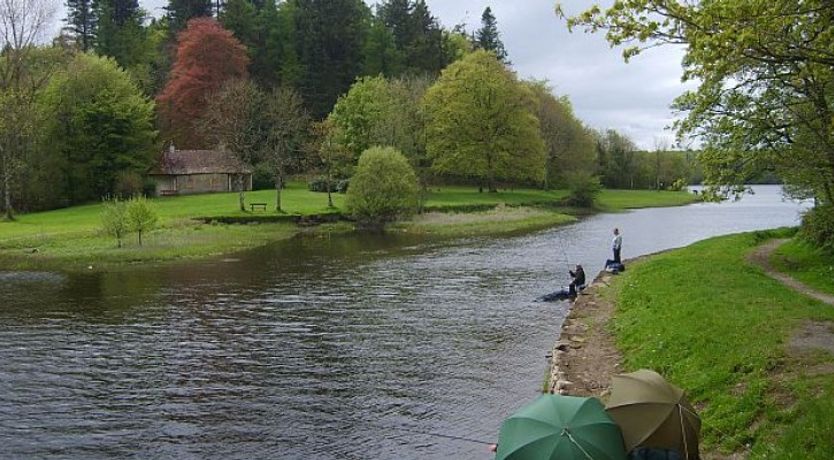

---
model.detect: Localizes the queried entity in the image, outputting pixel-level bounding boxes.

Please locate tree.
[475,7,507,63]
[422,50,545,192]
[101,197,128,248]
[527,81,596,189]
[157,18,249,148]
[0,0,56,220]
[165,0,212,32]
[200,79,263,211]
[262,86,309,212]
[328,75,430,185]
[559,0,834,213]
[64,0,96,50]
[95,0,147,71]
[292,0,370,118]
[595,129,637,189]
[125,195,158,246]
[376,0,445,76]
[308,119,348,208]
[39,53,158,205]
[346,146,418,230]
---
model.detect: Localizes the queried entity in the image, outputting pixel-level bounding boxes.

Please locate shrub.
[308,176,335,192]
[668,177,689,192]
[114,172,144,198]
[252,162,273,190]
[565,172,602,207]
[126,196,158,246]
[346,146,419,230]
[800,205,834,253]
[101,198,129,248]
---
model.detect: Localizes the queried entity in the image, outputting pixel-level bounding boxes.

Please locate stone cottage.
[149,146,253,196]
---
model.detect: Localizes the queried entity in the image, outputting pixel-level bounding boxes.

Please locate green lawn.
[771,238,834,295]
[596,189,700,210]
[606,230,834,458]
[0,183,698,270]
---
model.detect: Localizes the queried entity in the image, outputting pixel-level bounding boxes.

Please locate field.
[607,230,834,457]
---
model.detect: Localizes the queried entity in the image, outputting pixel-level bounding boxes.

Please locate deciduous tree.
[200,79,263,211]
[423,50,545,192]
[0,0,56,219]
[157,17,249,148]
[559,0,834,207]
[39,53,157,205]
[262,86,309,212]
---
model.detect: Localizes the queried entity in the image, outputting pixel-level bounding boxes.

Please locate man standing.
[612,228,623,264]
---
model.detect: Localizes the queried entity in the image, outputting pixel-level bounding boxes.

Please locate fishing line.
[357,419,494,446]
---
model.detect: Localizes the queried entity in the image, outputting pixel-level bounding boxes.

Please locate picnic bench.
[250,202,268,212]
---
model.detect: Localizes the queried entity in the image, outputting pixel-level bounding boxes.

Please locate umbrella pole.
[564,429,596,460]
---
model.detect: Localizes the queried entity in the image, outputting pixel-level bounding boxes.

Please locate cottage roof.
[151,149,254,175]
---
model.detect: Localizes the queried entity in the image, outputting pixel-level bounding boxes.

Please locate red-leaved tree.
[157,18,249,148]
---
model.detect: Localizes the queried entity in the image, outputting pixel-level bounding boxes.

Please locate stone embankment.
[548,270,622,397]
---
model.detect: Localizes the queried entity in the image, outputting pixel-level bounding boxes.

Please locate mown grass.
[771,238,834,295]
[607,230,834,458]
[595,189,700,211]
[0,183,697,270]
[392,206,577,238]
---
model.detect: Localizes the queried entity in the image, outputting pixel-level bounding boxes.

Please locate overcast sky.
[53,0,692,149]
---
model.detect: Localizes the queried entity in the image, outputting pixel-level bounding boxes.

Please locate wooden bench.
[250,202,268,212]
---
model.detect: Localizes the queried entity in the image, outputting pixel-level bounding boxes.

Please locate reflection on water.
[0,186,808,459]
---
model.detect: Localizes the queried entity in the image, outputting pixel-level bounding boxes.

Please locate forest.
[0,0,697,220]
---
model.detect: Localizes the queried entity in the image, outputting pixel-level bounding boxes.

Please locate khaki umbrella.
[605,370,701,460]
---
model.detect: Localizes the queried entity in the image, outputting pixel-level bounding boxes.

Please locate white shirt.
[613,234,622,250]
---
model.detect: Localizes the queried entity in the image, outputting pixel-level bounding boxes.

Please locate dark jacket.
[570,267,586,286]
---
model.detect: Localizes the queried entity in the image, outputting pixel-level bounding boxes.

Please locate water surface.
[0,186,808,459]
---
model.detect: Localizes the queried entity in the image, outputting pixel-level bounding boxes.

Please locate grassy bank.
[392,206,577,238]
[771,238,834,295]
[605,230,834,457]
[0,183,697,271]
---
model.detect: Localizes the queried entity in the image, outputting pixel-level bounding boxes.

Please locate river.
[0,186,809,459]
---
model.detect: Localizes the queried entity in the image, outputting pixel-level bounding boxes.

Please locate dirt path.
[747,239,834,306]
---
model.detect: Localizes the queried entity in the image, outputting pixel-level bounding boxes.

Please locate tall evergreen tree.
[95,0,146,70]
[377,0,444,76]
[64,0,97,51]
[292,0,369,119]
[475,7,507,63]
[165,0,213,32]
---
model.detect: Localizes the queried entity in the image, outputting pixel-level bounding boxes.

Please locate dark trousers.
[613,248,621,264]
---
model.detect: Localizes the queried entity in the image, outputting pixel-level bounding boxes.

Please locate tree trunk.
[238,175,246,211]
[138,230,143,247]
[275,175,283,213]
[3,160,13,221]
[326,166,334,208]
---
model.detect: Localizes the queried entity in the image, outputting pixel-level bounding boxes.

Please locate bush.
[800,205,834,253]
[101,197,128,248]
[346,146,419,230]
[114,172,144,198]
[308,176,334,192]
[252,162,273,190]
[126,196,158,246]
[668,177,689,192]
[565,172,602,207]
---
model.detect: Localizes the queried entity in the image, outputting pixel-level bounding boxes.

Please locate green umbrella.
[605,370,701,460]
[496,394,627,460]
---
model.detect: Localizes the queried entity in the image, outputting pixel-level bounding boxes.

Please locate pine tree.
[292,0,370,118]
[64,0,97,51]
[95,0,146,70]
[475,7,508,63]
[165,0,213,31]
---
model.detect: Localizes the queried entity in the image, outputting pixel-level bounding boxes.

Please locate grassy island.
[601,231,834,458]
[0,183,698,271]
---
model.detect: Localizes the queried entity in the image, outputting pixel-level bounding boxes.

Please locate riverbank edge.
[0,190,699,273]
[0,206,578,272]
